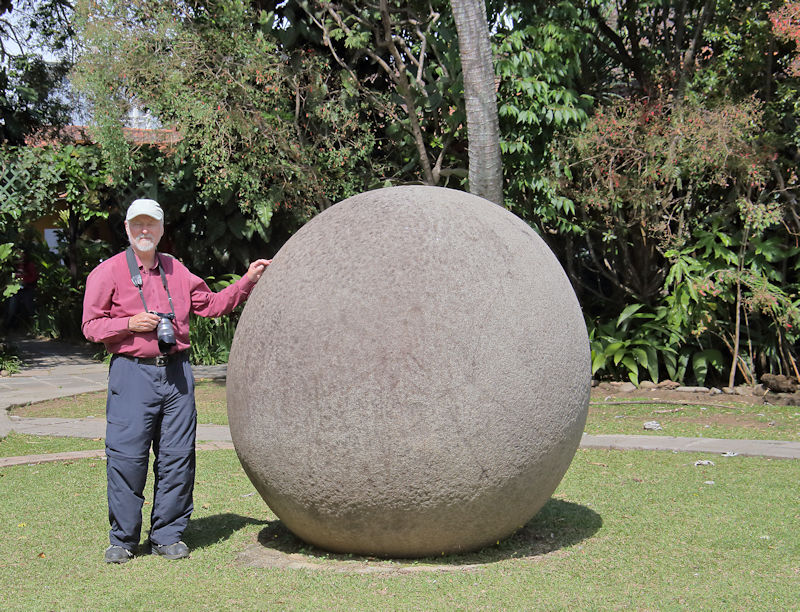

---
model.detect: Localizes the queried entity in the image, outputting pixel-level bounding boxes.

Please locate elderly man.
[82,198,270,564]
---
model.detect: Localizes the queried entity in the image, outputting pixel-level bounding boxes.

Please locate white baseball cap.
[126,199,164,222]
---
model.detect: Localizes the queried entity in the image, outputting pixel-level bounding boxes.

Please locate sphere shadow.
[251,499,601,568]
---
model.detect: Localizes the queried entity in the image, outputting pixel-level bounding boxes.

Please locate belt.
[115,351,188,367]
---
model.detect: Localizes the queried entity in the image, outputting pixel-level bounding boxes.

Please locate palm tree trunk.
[450,0,503,205]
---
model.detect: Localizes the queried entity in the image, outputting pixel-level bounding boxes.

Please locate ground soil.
[590,382,800,407]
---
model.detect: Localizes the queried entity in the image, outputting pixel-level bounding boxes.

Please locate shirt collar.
[133,250,160,271]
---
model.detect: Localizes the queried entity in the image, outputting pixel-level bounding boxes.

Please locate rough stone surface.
[227,186,590,558]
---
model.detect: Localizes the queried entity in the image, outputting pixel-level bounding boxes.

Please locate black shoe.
[151,540,190,560]
[104,545,133,564]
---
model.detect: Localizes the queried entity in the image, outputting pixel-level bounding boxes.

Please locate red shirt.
[16,260,38,285]
[82,250,255,358]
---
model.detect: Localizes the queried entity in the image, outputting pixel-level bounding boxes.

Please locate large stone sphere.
[227,186,589,558]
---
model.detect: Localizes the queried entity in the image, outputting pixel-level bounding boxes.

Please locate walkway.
[1,337,799,468]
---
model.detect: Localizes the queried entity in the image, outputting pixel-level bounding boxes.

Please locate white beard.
[129,234,157,252]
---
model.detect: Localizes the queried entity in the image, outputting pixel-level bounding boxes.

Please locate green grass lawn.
[0,448,797,610]
[587,399,800,441]
[10,380,229,425]
[0,432,105,458]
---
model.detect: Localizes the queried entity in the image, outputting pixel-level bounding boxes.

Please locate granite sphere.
[227,186,590,557]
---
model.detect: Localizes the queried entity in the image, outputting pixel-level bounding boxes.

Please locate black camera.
[151,311,176,350]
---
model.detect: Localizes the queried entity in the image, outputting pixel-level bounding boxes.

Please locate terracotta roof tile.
[26,125,182,150]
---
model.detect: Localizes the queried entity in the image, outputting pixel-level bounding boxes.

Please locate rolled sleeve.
[189,274,255,318]
[81,265,133,344]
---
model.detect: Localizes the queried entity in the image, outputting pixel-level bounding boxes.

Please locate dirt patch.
[235,543,486,574]
[235,500,601,573]
[590,382,800,407]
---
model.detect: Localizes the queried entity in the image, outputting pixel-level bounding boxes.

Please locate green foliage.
[0,339,20,373]
[189,312,239,365]
[281,0,470,188]
[0,0,74,145]
[548,95,770,311]
[3,0,798,388]
[589,304,675,385]
[1,143,115,339]
[589,301,731,387]
[663,212,800,384]
[188,274,241,365]
[493,2,593,229]
[693,0,787,101]
[29,245,104,341]
[73,0,381,269]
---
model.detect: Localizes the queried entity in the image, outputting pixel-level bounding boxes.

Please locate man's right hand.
[128,312,160,332]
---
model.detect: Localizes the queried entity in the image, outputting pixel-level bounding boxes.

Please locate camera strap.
[125,247,176,318]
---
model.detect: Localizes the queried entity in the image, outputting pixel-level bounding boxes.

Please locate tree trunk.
[450,0,503,205]
[728,277,742,389]
[68,204,80,289]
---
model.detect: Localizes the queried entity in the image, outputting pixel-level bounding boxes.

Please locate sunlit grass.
[1,449,797,610]
[587,399,800,441]
[10,380,229,425]
[0,432,105,458]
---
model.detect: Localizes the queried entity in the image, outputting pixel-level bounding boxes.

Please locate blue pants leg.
[105,355,196,551]
[149,357,196,546]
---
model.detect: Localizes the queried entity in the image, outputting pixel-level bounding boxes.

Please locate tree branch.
[378,0,435,184]
[675,0,716,104]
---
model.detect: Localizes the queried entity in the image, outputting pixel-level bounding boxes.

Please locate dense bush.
[3,0,800,378]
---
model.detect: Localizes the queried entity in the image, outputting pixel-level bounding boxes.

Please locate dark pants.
[5,284,35,327]
[105,354,196,551]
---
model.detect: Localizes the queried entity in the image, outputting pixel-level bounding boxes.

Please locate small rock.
[643,421,662,431]
[721,387,735,394]
[708,387,722,395]
[639,381,657,390]
[591,379,599,387]
[617,382,637,393]
[0,369,8,377]
[676,386,709,393]
[761,373,798,393]
[657,380,680,390]
[751,384,766,396]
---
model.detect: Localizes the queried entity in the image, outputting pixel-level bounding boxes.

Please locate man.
[4,249,38,329]
[82,198,270,564]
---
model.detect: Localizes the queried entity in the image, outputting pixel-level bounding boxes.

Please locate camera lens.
[157,316,176,346]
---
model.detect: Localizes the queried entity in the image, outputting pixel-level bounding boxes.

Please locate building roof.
[25,125,182,150]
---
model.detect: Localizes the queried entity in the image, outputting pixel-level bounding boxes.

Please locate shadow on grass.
[184,513,270,550]
[252,499,601,566]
